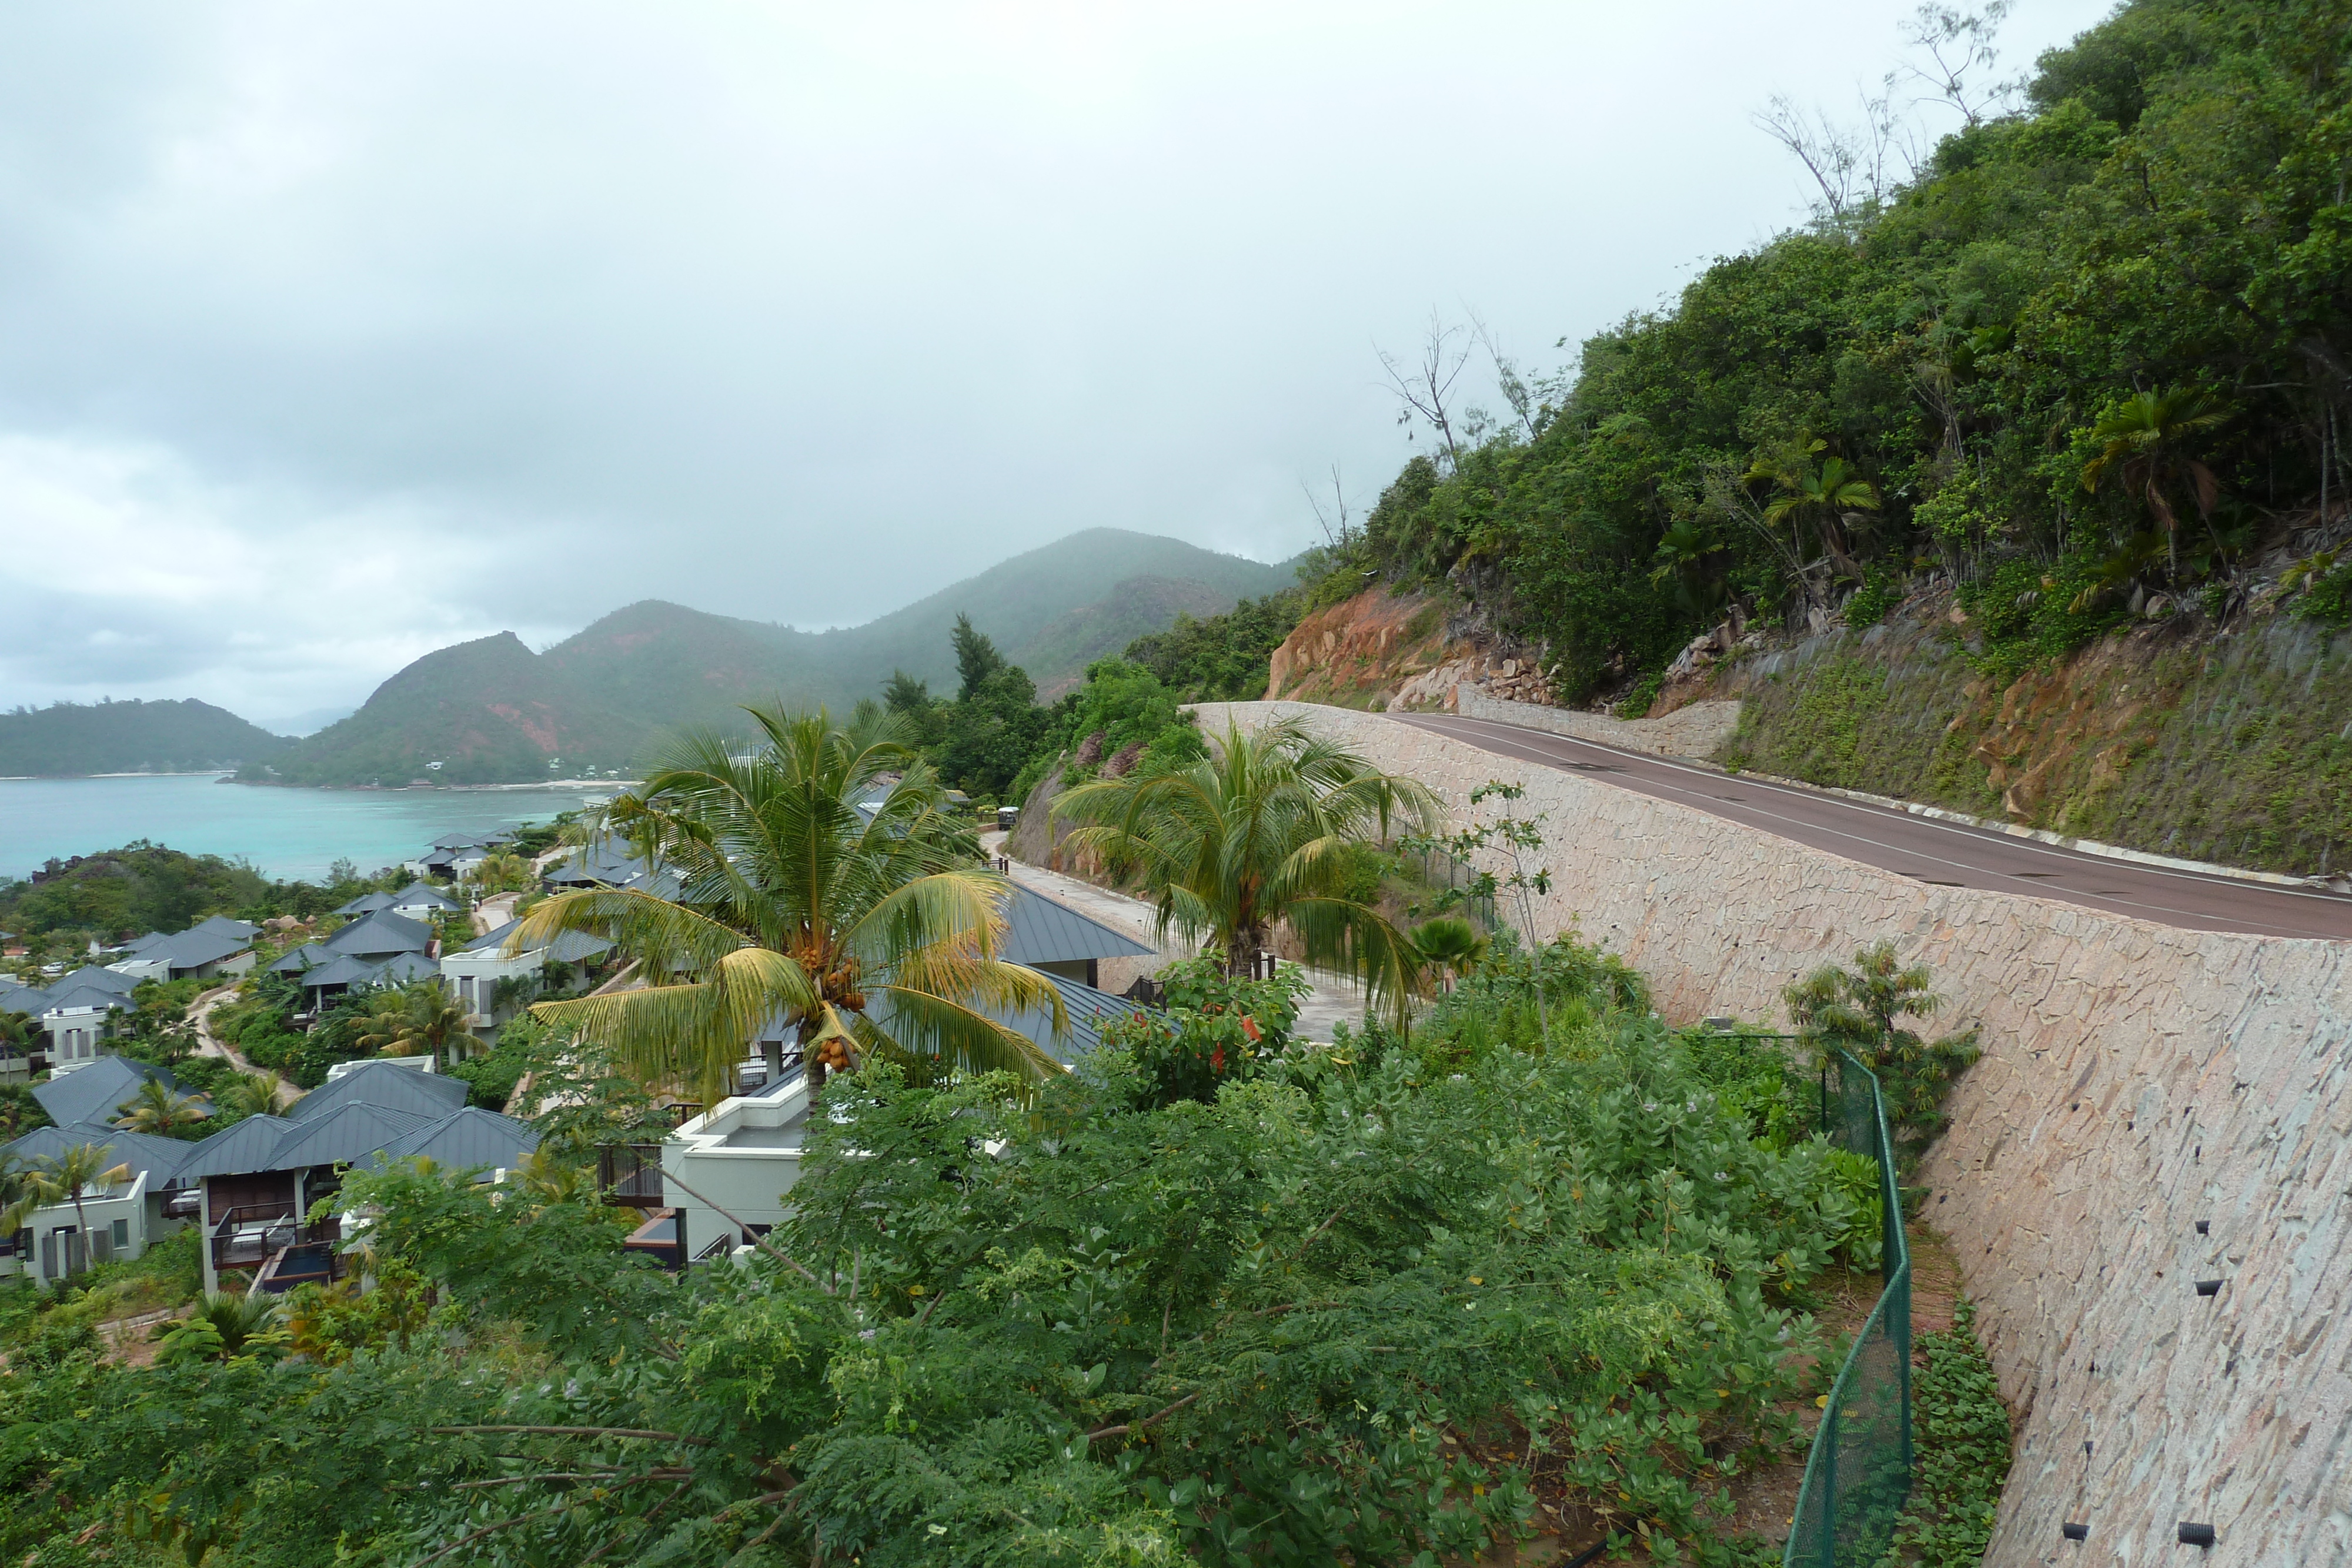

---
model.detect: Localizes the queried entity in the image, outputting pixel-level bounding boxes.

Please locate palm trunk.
[69,1188,91,1277]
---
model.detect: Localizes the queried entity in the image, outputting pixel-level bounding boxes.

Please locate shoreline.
[2,774,635,793]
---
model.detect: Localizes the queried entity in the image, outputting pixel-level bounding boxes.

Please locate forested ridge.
[0,700,288,777]
[1345,0,2352,706]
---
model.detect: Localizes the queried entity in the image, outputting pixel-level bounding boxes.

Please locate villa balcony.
[597,1144,666,1207]
[211,1203,340,1276]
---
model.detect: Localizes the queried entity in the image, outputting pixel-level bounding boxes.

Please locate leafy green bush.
[1843,566,1901,628]
[1097,957,1308,1108]
[0,970,1875,1566]
[2288,551,2352,628]
[445,1018,544,1110]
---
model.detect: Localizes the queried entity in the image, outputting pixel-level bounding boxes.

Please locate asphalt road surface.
[1396,711,2352,942]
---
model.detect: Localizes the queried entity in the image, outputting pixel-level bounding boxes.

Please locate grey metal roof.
[120,928,249,974]
[269,942,331,974]
[190,915,262,941]
[166,1112,298,1181]
[430,831,503,850]
[997,885,1155,965]
[288,1059,467,1124]
[36,983,136,1016]
[4,1119,193,1189]
[390,882,462,911]
[169,1061,522,1179]
[300,951,439,991]
[871,971,1144,1069]
[32,1056,191,1128]
[365,1106,540,1171]
[334,891,396,916]
[458,918,612,962]
[263,1101,437,1172]
[546,842,650,885]
[296,954,382,990]
[369,952,442,986]
[122,931,175,955]
[322,910,433,958]
[52,965,138,997]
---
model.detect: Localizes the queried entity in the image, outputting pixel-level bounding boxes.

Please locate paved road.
[1396,712,2352,942]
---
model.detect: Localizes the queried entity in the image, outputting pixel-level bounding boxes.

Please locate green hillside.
[0,698,289,777]
[246,530,1295,786]
[818,530,1298,691]
[1349,0,2352,718]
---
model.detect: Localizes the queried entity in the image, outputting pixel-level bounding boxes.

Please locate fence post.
[1818,1407,1838,1568]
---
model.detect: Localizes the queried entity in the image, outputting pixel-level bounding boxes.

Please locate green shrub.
[1097,957,1309,1108]
[1885,1298,2013,1566]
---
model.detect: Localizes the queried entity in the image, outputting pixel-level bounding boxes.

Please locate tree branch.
[430,1426,714,1447]
[1085,1389,1205,1445]
[656,1169,833,1292]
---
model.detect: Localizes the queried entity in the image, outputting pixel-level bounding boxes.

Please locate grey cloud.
[0,1,2117,716]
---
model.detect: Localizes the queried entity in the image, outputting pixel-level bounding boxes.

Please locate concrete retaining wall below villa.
[1194,700,2352,1566]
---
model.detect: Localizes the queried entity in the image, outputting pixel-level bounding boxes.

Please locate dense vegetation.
[0,845,417,959]
[1349,0,2352,705]
[889,536,1370,806]
[246,532,1294,787]
[0,844,270,947]
[0,699,289,777]
[0,934,1950,1567]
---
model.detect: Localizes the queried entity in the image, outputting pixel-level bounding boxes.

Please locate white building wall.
[6,1172,151,1288]
[663,1080,811,1255]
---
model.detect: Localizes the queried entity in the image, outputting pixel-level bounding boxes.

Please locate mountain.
[0,699,291,777]
[250,530,1298,785]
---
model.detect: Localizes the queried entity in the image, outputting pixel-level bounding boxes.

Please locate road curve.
[1394,711,2352,942]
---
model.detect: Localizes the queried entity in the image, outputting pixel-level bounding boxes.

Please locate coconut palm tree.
[2081,387,2231,578]
[218,1071,282,1121]
[15,1144,133,1271]
[0,1152,36,1241]
[1410,917,1491,993]
[510,706,1063,1107]
[468,851,536,896]
[358,982,473,1063]
[113,1078,206,1139]
[1054,715,1441,1025]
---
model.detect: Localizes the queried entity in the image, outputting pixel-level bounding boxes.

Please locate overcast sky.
[0,1,2113,731]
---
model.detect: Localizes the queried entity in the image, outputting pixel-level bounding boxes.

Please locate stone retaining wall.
[1456,688,1743,761]
[1196,700,2352,1566]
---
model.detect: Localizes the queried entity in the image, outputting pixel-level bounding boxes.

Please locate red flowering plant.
[1099,956,1310,1108]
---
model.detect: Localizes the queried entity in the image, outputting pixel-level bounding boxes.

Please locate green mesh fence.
[1783,1049,1912,1568]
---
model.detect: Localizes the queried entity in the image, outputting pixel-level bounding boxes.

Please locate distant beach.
[0,773,607,881]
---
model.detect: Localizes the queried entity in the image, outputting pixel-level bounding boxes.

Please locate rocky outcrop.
[1264,587,1555,710]
[1195,699,2352,1567]
[1697,590,2352,878]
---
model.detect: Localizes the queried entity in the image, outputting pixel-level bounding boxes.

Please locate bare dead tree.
[1469,312,1540,440]
[1376,312,1474,470]
[1755,83,1917,223]
[1900,1,2016,128]
[1300,464,1358,550]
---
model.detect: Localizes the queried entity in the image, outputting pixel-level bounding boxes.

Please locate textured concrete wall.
[1457,688,1743,761]
[1197,701,2352,1566]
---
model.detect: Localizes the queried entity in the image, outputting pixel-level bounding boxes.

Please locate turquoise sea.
[0,774,612,882]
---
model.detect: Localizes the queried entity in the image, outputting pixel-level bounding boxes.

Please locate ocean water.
[0,774,611,882]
